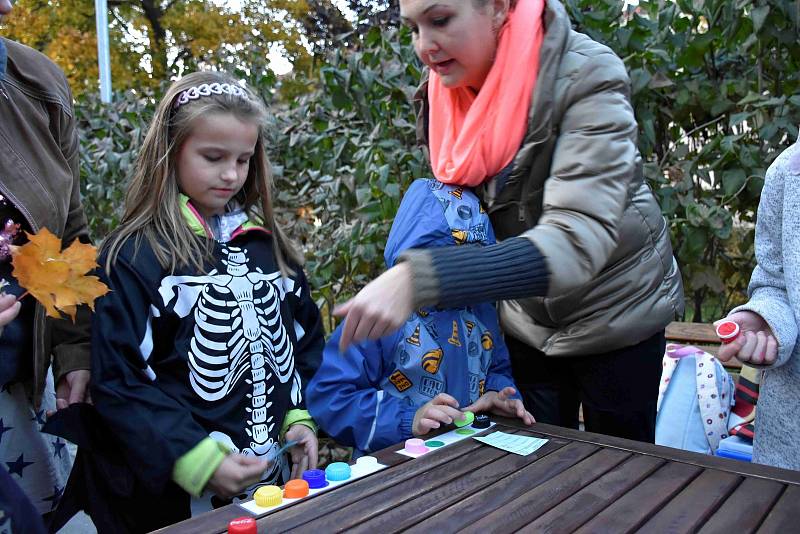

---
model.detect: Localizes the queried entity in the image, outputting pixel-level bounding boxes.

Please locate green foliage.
[77,91,154,240]
[77,27,427,330]
[267,27,428,326]
[77,1,800,325]
[565,0,800,321]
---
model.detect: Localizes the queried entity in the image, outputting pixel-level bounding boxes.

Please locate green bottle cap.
[454,411,474,428]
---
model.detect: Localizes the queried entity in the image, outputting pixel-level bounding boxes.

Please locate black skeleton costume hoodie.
[90,197,324,498]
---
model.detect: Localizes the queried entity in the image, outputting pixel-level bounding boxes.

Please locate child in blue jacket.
[308,179,533,454]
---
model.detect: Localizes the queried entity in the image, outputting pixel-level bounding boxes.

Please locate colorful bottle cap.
[454,411,475,428]
[716,321,740,344]
[228,517,257,534]
[472,414,491,429]
[253,485,282,507]
[404,438,429,454]
[284,479,310,499]
[355,455,379,467]
[325,462,351,481]
[302,469,329,489]
[425,440,445,448]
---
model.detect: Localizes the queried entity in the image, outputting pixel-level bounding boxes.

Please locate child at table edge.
[308,179,533,455]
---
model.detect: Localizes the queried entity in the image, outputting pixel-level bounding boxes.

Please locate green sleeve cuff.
[172,438,229,497]
[281,409,318,437]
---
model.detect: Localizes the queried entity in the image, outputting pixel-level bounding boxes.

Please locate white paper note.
[473,431,548,456]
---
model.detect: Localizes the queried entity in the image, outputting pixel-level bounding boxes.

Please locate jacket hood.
[384,179,495,268]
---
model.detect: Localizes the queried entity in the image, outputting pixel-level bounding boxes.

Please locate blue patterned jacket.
[308,179,518,453]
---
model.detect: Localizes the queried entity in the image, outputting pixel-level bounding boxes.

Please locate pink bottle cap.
[716,321,740,343]
[404,438,429,454]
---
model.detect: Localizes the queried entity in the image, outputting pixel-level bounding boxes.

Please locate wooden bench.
[666,321,742,369]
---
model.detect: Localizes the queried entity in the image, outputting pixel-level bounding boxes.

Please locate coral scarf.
[428,0,545,187]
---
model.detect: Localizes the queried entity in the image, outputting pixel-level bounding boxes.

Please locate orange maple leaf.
[10,228,109,321]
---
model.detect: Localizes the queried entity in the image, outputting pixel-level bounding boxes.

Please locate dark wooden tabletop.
[157,419,800,534]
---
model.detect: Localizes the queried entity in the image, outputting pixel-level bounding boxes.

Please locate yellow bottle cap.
[254,485,282,507]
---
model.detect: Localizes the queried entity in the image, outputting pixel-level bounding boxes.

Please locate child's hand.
[285,424,318,480]
[0,293,21,331]
[206,454,268,499]
[412,393,462,436]
[715,311,778,365]
[464,387,535,426]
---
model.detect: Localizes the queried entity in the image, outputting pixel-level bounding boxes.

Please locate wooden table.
[158,420,800,533]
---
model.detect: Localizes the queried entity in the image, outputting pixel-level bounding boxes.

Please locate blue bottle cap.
[302,468,329,489]
[325,462,351,482]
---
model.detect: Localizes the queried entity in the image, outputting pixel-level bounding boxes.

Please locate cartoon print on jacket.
[308,179,521,455]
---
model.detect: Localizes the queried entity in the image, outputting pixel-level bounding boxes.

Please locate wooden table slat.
[152,504,249,534]
[156,418,800,534]
[574,461,703,534]
[158,425,505,534]
[635,469,742,533]
[666,322,720,344]
[347,440,590,534]
[529,423,800,486]
[460,448,632,534]
[518,454,666,534]
[281,437,511,533]
[405,440,601,534]
[256,427,520,532]
[756,485,800,534]
[697,477,785,534]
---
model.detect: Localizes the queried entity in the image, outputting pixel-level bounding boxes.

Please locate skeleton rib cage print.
[145,245,303,465]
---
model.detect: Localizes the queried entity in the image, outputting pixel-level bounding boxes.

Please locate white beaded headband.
[173,82,249,109]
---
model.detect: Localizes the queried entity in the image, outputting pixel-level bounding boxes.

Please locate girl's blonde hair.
[103,71,301,275]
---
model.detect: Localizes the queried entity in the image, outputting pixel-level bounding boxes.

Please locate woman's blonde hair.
[103,70,301,275]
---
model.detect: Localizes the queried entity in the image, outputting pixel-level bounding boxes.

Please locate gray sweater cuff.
[398,249,440,308]
[399,237,549,309]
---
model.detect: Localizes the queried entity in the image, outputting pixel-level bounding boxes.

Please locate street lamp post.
[95,0,112,102]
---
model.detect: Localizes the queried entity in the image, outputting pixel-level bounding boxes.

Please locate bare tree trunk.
[140,0,168,79]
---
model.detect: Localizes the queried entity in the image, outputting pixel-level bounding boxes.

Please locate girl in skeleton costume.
[90,71,323,526]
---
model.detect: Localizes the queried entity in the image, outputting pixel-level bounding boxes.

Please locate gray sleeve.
[732,148,798,368]
[400,238,549,309]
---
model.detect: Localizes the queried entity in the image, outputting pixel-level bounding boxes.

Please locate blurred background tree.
[0,0,355,95]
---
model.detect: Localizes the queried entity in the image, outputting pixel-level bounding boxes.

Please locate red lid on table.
[228,517,257,534]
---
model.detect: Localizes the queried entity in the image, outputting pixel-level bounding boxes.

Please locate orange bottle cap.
[284,479,310,499]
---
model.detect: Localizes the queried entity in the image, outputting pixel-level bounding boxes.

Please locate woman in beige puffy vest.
[335,0,683,443]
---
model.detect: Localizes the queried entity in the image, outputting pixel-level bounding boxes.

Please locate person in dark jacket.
[1,0,91,522]
[335,0,684,443]
[0,295,45,534]
[308,179,533,455]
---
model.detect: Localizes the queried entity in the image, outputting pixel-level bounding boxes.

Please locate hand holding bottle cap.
[454,410,474,428]
[716,320,740,344]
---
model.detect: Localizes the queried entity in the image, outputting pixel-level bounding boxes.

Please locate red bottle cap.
[716,321,740,343]
[228,517,257,534]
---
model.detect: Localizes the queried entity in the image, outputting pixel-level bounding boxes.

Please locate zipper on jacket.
[0,180,40,233]
[0,84,8,100]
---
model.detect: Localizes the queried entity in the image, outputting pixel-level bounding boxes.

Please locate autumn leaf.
[10,228,109,321]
